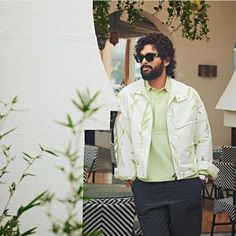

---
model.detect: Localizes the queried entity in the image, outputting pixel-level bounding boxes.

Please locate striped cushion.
[83,197,135,236]
[134,227,143,236]
[221,146,236,164]
[218,162,236,190]
[213,162,236,221]
[84,145,99,182]
[214,197,236,221]
[214,197,230,214]
[84,145,99,172]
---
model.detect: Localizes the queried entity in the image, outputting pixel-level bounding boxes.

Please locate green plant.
[0,97,56,236]
[93,1,111,37]
[93,0,144,39]
[43,89,101,236]
[116,0,144,25]
[93,0,210,41]
[153,0,210,40]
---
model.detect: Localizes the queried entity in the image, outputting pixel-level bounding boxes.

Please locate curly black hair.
[135,32,176,78]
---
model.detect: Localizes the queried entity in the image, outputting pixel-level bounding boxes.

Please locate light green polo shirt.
[141,78,175,182]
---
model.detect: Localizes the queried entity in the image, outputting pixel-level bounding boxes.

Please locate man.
[114,33,218,236]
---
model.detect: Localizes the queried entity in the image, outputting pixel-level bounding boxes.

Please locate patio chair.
[220,146,236,164]
[84,144,99,183]
[202,145,236,201]
[210,162,236,236]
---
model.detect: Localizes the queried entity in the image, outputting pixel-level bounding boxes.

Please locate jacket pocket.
[174,112,196,129]
[172,112,197,147]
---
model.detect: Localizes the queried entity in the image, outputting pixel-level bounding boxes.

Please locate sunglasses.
[133,52,159,63]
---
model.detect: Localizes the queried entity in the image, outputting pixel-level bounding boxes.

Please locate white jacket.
[114,79,219,181]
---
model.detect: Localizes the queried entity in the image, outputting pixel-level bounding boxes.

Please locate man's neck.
[148,74,167,90]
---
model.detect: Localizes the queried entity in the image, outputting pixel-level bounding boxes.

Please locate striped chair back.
[218,162,236,191]
[83,197,136,236]
[211,159,236,235]
[220,145,236,164]
[84,145,99,183]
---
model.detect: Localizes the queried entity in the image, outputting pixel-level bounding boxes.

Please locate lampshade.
[96,34,107,50]
[109,31,119,46]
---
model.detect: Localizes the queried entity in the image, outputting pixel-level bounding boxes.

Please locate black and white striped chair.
[83,197,136,236]
[217,145,236,197]
[220,146,236,164]
[202,147,222,200]
[211,162,236,236]
[133,216,143,236]
[134,228,143,236]
[205,146,236,201]
[84,145,99,183]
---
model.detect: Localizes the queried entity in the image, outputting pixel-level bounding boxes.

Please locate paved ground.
[201,233,231,236]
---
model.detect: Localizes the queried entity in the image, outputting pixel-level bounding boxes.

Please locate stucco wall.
[136,1,236,146]
[0,1,118,235]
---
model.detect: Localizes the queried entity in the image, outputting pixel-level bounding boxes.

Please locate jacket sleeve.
[194,91,219,179]
[113,92,136,181]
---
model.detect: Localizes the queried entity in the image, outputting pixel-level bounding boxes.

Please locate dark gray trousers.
[131,177,203,236]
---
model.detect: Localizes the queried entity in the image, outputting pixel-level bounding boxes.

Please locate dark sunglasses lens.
[134,53,156,63]
[134,54,143,63]
[145,53,155,62]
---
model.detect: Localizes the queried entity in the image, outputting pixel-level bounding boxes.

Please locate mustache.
[141,65,152,71]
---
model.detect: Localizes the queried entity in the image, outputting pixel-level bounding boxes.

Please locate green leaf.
[54,120,69,127]
[11,96,19,105]
[67,114,74,128]
[52,223,60,233]
[44,149,58,157]
[72,99,83,111]
[21,227,37,236]
[56,165,65,172]
[21,173,36,179]
[9,182,16,195]
[23,157,31,164]
[39,144,44,151]
[40,192,54,203]
[22,152,33,159]
[0,127,17,140]
[2,209,9,217]
[16,191,47,217]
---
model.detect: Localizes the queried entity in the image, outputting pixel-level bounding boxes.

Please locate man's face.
[139,44,164,81]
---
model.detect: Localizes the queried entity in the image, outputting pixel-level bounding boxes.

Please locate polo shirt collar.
[145,77,171,93]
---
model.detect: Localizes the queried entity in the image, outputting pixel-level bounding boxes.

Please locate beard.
[141,62,164,81]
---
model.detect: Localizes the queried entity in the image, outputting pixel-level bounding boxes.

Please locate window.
[111,38,126,86]
[110,38,141,92]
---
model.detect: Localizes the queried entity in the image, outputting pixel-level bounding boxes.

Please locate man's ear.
[164,60,170,67]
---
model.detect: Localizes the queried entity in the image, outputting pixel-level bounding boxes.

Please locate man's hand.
[125,179,133,187]
[199,175,208,184]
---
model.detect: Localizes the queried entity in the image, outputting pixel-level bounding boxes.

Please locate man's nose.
[141,58,148,64]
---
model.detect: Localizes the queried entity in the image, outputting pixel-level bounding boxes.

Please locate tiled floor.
[201,234,231,236]
[94,159,233,236]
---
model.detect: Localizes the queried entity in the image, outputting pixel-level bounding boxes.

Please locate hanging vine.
[93,0,210,41]
[153,0,210,40]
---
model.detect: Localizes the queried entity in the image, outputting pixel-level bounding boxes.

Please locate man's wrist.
[199,175,208,183]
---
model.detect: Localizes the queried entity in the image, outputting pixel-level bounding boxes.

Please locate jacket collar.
[133,78,188,102]
[169,79,188,102]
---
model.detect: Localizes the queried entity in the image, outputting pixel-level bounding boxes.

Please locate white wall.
[0,1,118,235]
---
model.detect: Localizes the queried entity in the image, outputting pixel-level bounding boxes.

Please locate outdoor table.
[83,183,136,236]
[84,183,133,198]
